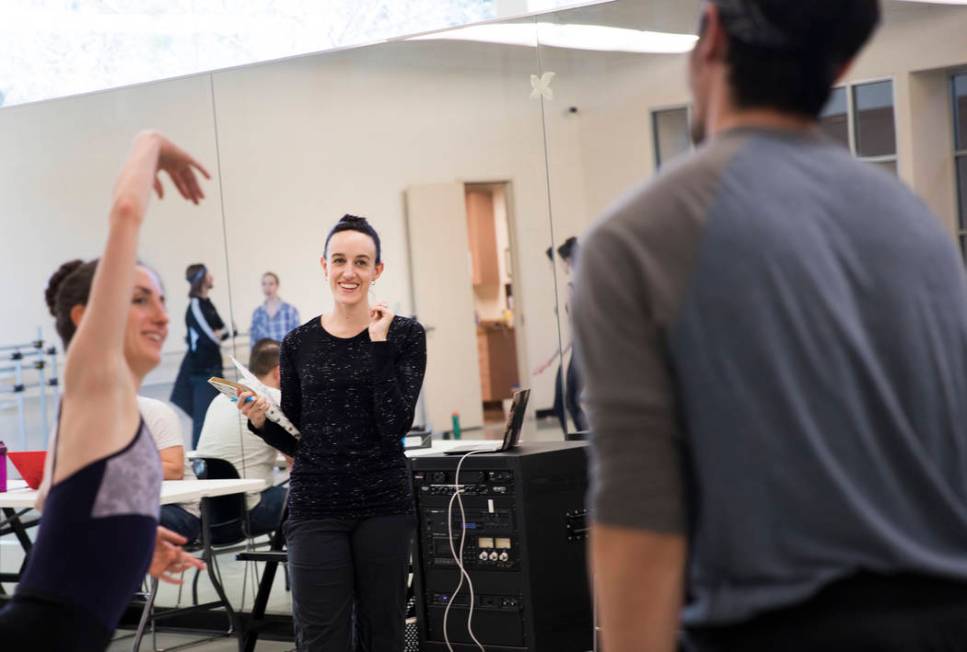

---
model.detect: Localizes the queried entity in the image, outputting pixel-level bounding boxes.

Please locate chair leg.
[191,567,201,605]
[207,552,237,635]
[131,576,159,652]
[175,570,185,607]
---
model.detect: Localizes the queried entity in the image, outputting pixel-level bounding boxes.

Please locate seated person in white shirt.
[138,396,202,544]
[196,338,288,534]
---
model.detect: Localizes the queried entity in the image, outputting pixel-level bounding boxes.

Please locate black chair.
[133,457,254,651]
[189,457,249,606]
[235,508,288,652]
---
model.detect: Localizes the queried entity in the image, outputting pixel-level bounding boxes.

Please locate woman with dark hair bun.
[0,131,208,651]
[237,213,427,651]
[170,261,229,447]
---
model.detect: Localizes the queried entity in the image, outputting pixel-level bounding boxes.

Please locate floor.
[107,631,295,651]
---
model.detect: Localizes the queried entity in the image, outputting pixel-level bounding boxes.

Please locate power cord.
[443,449,487,652]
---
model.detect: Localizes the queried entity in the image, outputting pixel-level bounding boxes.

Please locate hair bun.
[339,214,369,226]
[45,259,85,317]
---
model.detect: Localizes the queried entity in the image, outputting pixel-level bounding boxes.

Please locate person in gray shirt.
[573,2,967,651]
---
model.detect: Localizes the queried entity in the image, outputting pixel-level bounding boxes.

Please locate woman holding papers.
[239,214,426,652]
[0,132,207,650]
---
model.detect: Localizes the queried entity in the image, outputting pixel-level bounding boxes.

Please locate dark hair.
[45,259,99,348]
[46,259,163,349]
[712,0,881,117]
[262,271,280,284]
[557,237,578,263]
[249,338,281,377]
[185,263,208,298]
[324,214,382,264]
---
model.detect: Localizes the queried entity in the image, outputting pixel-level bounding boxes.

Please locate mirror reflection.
[2,0,967,645]
[0,75,226,452]
[211,24,563,446]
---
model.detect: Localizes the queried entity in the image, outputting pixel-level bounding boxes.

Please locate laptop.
[444,388,531,455]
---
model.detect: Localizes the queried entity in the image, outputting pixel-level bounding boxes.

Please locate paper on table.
[229,356,301,439]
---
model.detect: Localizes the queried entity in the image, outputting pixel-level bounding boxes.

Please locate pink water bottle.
[0,440,7,492]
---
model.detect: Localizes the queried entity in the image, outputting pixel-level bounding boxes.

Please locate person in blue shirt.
[249,271,300,345]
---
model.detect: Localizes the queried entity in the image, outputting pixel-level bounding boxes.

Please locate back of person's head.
[185,263,207,298]
[557,237,578,264]
[45,259,99,349]
[324,214,382,264]
[712,0,880,117]
[250,338,281,377]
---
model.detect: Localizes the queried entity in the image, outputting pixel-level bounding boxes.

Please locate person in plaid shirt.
[249,271,301,345]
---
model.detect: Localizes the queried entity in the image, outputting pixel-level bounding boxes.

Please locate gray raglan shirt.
[573,126,967,626]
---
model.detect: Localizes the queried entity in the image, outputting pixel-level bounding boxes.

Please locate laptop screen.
[500,388,531,451]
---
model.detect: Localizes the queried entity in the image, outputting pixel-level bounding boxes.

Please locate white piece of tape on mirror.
[231,356,302,439]
[530,71,555,100]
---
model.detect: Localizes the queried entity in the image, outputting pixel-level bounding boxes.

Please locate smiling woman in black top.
[240,214,426,651]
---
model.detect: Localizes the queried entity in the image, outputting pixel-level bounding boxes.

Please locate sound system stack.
[410,441,592,651]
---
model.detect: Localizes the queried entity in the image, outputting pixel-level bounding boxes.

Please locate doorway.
[465,183,522,434]
[404,180,527,436]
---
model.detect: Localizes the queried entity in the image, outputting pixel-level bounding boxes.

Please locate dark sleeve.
[371,319,426,442]
[247,334,301,457]
[202,299,226,332]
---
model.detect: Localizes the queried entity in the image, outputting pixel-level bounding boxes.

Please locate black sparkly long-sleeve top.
[250,315,426,521]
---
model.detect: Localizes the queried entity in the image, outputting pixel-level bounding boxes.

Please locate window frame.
[953,70,967,254]
[826,76,899,170]
[650,103,692,170]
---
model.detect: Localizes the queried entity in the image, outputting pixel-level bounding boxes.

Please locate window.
[819,87,849,148]
[819,79,898,174]
[954,72,967,253]
[652,106,691,169]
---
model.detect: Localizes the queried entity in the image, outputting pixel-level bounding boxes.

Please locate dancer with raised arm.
[0,132,208,651]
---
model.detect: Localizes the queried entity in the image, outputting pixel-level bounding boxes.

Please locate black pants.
[160,504,202,543]
[0,593,113,651]
[684,572,967,652]
[285,514,415,652]
[553,361,587,435]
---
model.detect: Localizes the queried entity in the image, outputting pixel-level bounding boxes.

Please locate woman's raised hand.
[141,131,211,204]
[368,302,394,342]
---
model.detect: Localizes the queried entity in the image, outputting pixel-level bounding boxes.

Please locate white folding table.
[0,478,264,586]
